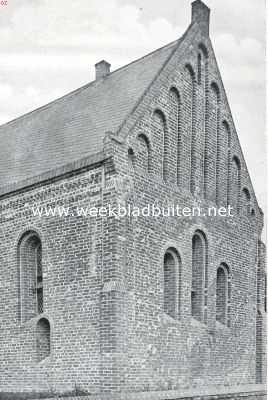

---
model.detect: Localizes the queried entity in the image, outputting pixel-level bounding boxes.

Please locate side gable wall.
[108,21,265,391]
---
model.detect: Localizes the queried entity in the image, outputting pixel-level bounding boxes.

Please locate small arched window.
[197,43,208,87]
[216,263,231,326]
[36,318,51,361]
[137,133,151,172]
[191,231,208,323]
[222,120,231,205]
[128,147,135,167]
[204,82,220,202]
[169,87,181,185]
[197,53,202,85]
[229,156,241,211]
[18,231,43,322]
[163,248,181,319]
[153,109,167,180]
[241,187,251,216]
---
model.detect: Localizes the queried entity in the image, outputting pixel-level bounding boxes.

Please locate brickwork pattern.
[0,1,266,397]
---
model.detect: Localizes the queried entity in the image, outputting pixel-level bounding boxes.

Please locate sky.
[0,0,266,220]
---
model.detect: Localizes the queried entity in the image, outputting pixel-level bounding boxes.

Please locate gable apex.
[191,0,210,35]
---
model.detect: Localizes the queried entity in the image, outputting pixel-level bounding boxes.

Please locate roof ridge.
[0,38,180,130]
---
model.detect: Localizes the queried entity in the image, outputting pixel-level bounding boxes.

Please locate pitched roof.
[0,39,179,188]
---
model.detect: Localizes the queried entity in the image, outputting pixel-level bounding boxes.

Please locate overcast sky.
[0,0,266,218]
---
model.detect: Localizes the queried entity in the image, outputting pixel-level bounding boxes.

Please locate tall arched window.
[169,87,181,185]
[197,53,202,85]
[241,187,251,216]
[184,64,196,194]
[229,156,241,211]
[216,263,231,326]
[191,231,207,323]
[137,133,151,172]
[163,248,181,319]
[222,120,231,206]
[36,318,50,361]
[18,231,43,322]
[153,109,166,180]
[198,44,208,197]
[197,43,208,89]
[204,82,220,202]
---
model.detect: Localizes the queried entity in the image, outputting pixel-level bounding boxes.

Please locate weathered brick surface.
[0,1,266,398]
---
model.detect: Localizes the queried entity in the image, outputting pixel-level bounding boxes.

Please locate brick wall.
[0,161,119,394]
[109,18,265,393]
[0,2,266,397]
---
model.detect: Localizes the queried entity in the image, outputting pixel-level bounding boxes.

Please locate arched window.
[204,82,220,202]
[229,156,241,211]
[191,231,207,323]
[137,133,151,172]
[198,44,208,197]
[241,187,251,216]
[216,263,231,326]
[197,44,208,88]
[163,248,181,319]
[18,231,43,322]
[169,87,181,185]
[36,318,50,361]
[197,53,202,85]
[222,120,231,206]
[184,64,196,194]
[153,109,167,180]
[128,147,135,168]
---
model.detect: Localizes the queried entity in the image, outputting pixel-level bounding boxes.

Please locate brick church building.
[0,1,266,399]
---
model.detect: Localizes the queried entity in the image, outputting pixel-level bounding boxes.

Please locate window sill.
[160,312,181,326]
[37,355,51,366]
[215,320,231,331]
[190,316,208,330]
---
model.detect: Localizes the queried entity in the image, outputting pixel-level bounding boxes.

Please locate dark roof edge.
[0,151,108,199]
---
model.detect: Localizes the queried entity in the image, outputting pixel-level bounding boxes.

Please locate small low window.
[216,263,231,326]
[163,248,181,319]
[36,318,51,361]
[137,134,151,172]
[191,231,207,323]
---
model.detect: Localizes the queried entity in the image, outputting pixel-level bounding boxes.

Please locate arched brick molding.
[216,263,231,326]
[36,317,51,362]
[221,120,231,206]
[169,87,181,185]
[18,231,43,322]
[127,147,135,168]
[163,247,181,319]
[184,64,197,194]
[152,109,167,180]
[198,44,209,198]
[197,43,208,87]
[204,81,220,202]
[137,133,151,172]
[241,187,251,216]
[197,53,202,85]
[229,155,241,212]
[191,230,208,323]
